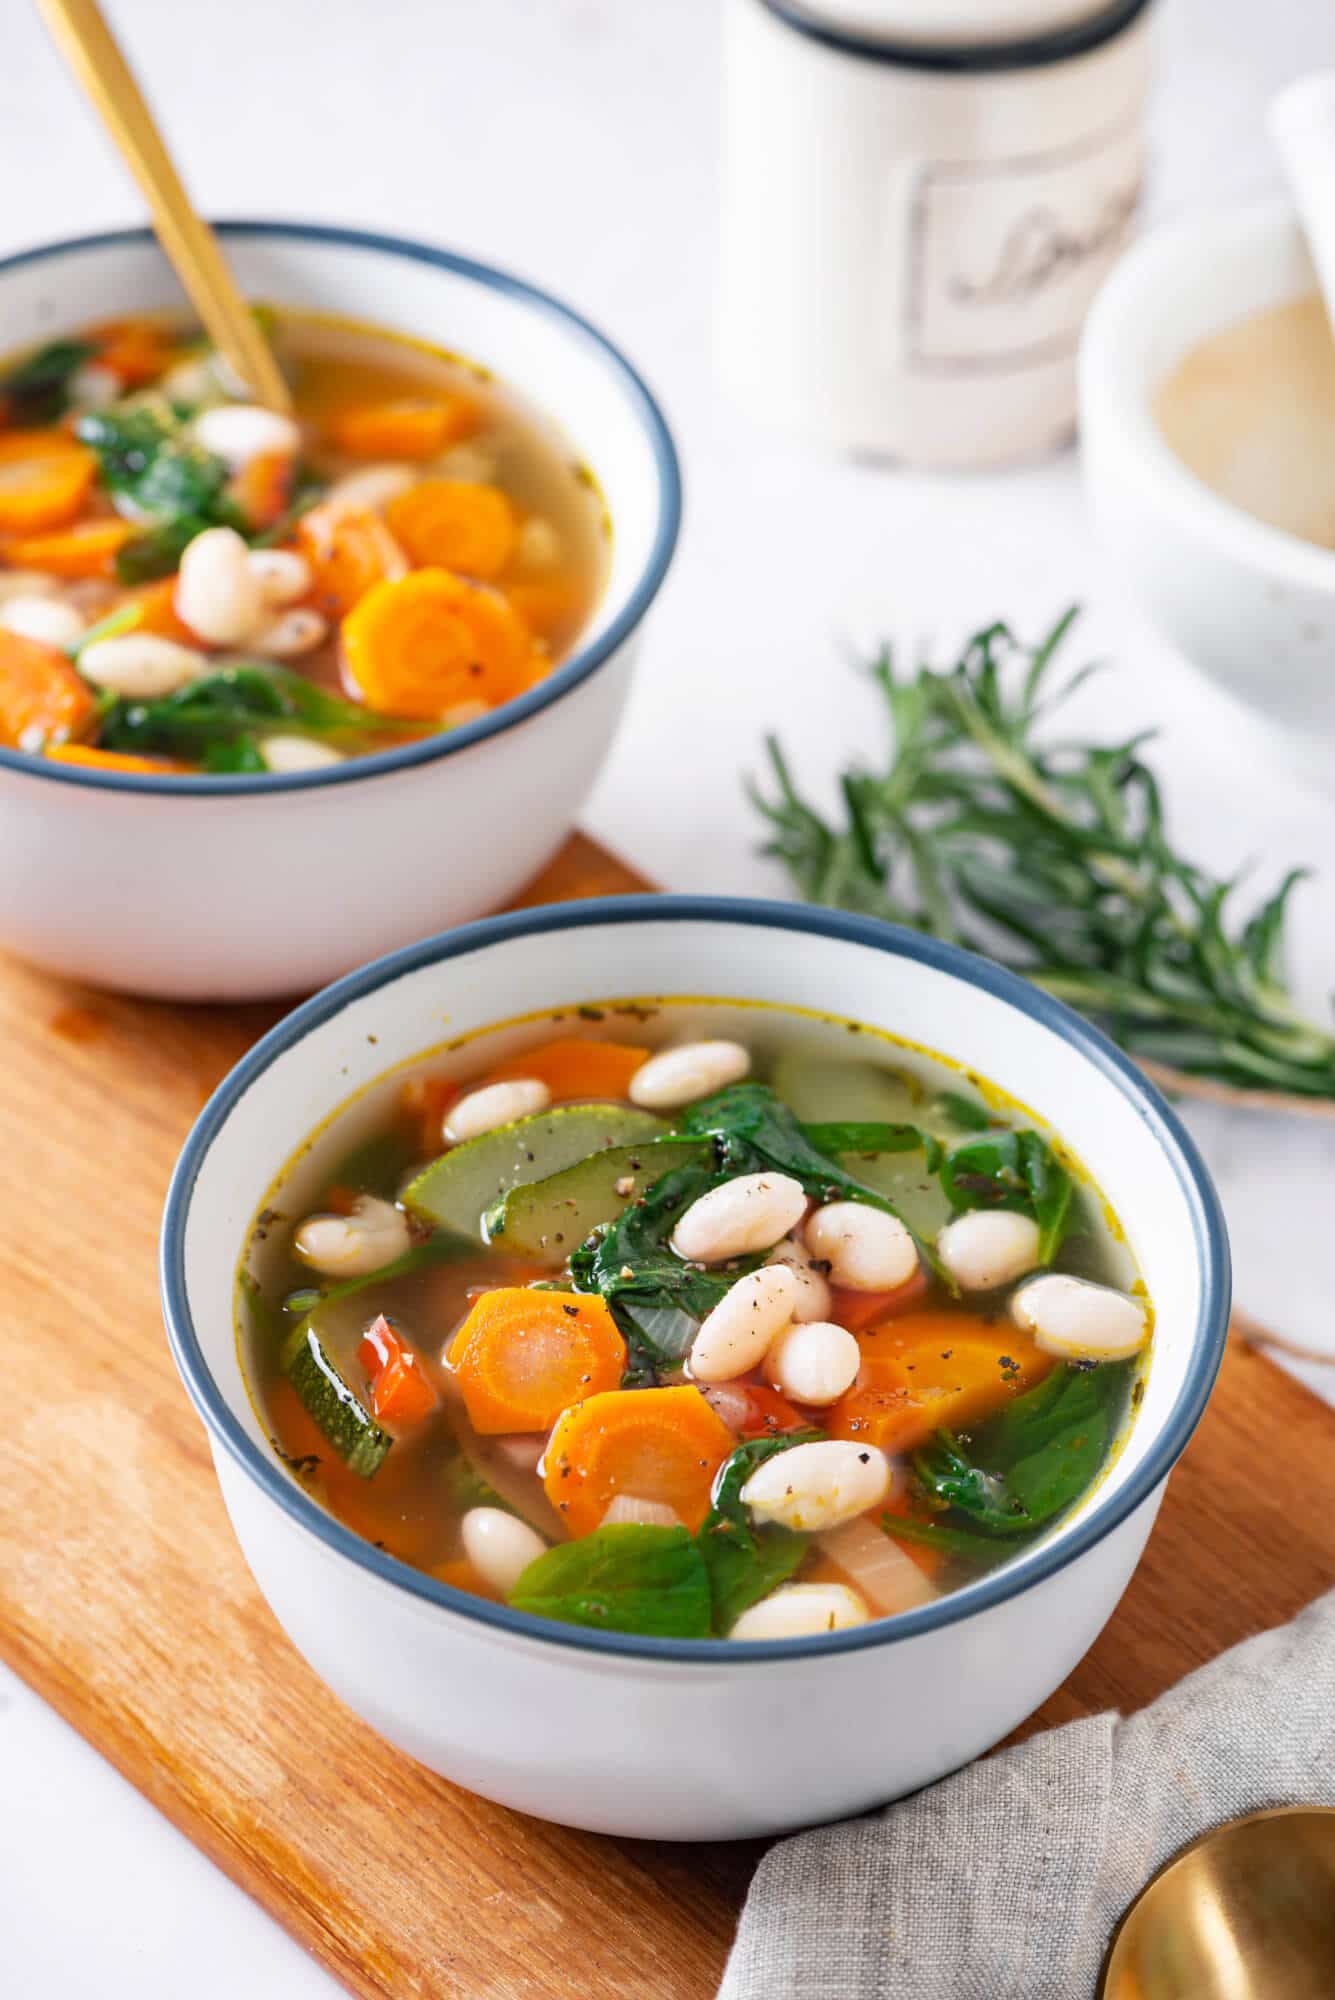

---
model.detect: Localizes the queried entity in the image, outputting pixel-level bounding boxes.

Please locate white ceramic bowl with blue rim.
[161,896,1229,1841]
[1080,197,1335,761]
[0,223,679,1000]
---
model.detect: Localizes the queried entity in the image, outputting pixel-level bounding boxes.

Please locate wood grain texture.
[1,829,1332,2000]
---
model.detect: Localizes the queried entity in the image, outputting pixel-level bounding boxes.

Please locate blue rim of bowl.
[0,220,681,795]
[756,0,1152,71]
[161,895,1231,1664]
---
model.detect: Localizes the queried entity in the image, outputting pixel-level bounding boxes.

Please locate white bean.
[600,1494,681,1528]
[261,734,345,774]
[247,548,311,606]
[763,1320,860,1406]
[516,516,561,568]
[688,1265,800,1383]
[740,1437,890,1533]
[445,1077,551,1144]
[192,403,301,468]
[765,1237,833,1322]
[0,596,85,649]
[176,526,264,645]
[804,1201,918,1293]
[435,441,497,484]
[1012,1274,1149,1361]
[293,1194,411,1278]
[324,463,419,514]
[460,1507,547,1596]
[729,1582,869,1641]
[937,1210,1041,1292]
[0,571,59,605]
[671,1172,807,1264]
[629,1039,751,1110]
[252,607,327,658]
[67,362,121,409]
[78,633,206,697]
[160,354,221,404]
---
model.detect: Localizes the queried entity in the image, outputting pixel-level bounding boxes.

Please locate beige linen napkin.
[719,1591,1335,2000]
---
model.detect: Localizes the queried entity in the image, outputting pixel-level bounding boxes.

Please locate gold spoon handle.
[37,0,292,413]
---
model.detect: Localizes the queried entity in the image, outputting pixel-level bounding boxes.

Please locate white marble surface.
[3,0,1335,1991]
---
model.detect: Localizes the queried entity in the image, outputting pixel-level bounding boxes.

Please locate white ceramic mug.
[717,0,1153,467]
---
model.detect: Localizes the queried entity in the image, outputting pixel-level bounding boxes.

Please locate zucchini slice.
[484,1136,708,1262]
[282,1307,391,1478]
[402,1103,667,1240]
[771,1051,921,1125]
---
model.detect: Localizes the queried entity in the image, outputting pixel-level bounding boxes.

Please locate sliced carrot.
[0,630,96,749]
[384,479,516,579]
[228,450,295,533]
[0,430,97,533]
[449,1287,625,1435]
[827,1309,1052,1457]
[116,577,205,646]
[90,317,175,387]
[3,518,133,578]
[298,500,407,618]
[46,743,188,774]
[486,1037,649,1104]
[341,566,535,719]
[829,1267,930,1333]
[543,1386,735,1536]
[326,396,476,460]
[358,1313,440,1429]
[399,1074,458,1155]
[505,577,585,646]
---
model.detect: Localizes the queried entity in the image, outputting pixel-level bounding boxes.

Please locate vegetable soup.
[0,309,607,774]
[240,1002,1152,1643]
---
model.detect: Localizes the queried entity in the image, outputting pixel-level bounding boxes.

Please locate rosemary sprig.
[751,610,1335,1100]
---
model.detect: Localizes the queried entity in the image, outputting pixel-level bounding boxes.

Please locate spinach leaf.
[75,400,249,584]
[878,1512,1004,1563]
[2,338,95,422]
[939,1128,1074,1262]
[912,1430,1023,1533]
[569,1158,742,1385]
[697,1432,818,1631]
[912,1360,1131,1537]
[680,1082,945,1278]
[98,661,422,760]
[931,1090,994,1132]
[203,733,267,774]
[983,1359,1131,1526]
[508,1523,713,1637]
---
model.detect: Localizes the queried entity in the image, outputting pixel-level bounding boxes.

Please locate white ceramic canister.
[717,0,1153,467]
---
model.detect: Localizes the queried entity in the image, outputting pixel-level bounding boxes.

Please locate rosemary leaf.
[751,612,1335,1102]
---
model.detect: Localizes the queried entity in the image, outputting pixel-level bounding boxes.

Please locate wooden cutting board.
[2,831,1333,2000]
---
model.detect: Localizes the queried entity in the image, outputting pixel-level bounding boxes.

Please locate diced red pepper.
[829,1266,929,1333]
[358,1313,440,1428]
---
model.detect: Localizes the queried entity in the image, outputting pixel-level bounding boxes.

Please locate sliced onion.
[700,1381,753,1433]
[600,1493,682,1528]
[493,1435,544,1473]
[819,1515,938,1616]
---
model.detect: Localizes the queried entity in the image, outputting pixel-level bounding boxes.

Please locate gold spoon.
[1099,1806,1335,1998]
[36,0,291,413]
